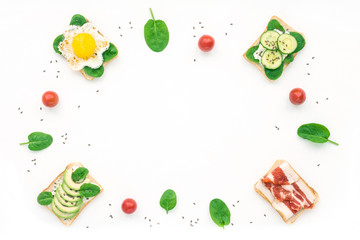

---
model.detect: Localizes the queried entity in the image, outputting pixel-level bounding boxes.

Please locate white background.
[0,0,359,239]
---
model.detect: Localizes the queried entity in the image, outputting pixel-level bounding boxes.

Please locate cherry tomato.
[198,35,215,52]
[289,88,306,105]
[121,198,137,214]
[42,91,59,107]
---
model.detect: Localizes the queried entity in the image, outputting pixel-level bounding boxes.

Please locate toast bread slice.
[79,17,118,80]
[254,160,319,224]
[41,162,103,226]
[243,16,306,81]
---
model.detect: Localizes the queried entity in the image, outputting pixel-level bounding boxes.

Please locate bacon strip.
[261,166,313,214]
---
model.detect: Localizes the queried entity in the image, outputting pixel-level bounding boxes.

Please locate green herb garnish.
[264,62,284,80]
[53,34,64,55]
[72,167,89,183]
[267,19,285,33]
[289,32,305,53]
[283,54,294,64]
[83,65,104,78]
[246,45,260,63]
[160,189,177,214]
[20,132,53,151]
[80,183,101,198]
[70,14,87,26]
[37,192,53,205]
[144,8,169,52]
[297,123,338,145]
[102,43,118,62]
[209,198,231,228]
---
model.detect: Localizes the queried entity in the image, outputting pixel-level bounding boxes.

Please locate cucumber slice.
[277,34,297,54]
[261,50,283,69]
[260,31,280,50]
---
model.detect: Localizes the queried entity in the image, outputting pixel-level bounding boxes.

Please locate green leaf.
[83,65,104,78]
[267,19,285,33]
[209,198,231,228]
[290,32,305,53]
[160,189,177,214]
[264,62,284,80]
[20,132,53,151]
[297,123,339,145]
[283,54,294,64]
[72,167,89,183]
[37,192,53,205]
[102,43,118,62]
[246,45,260,63]
[70,14,87,26]
[144,8,169,52]
[53,34,64,55]
[80,183,101,198]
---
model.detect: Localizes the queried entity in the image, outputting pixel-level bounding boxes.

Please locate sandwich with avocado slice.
[37,162,102,226]
[244,16,305,81]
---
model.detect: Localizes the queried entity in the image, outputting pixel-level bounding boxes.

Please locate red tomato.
[42,91,59,107]
[289,88,306,105]
[198,35,215,52]
[121,198,137,214]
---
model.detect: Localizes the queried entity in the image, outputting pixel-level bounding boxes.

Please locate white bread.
[254,160,319,224]
[41,162,103,226]
[243,16,306,81]
[75,17,118,80]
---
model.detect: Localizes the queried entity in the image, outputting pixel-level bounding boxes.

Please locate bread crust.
[243,16,306,81]
[42,162,103,226]
[254,160,319,224]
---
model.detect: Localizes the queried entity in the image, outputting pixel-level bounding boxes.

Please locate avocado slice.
[51,200,78,219]
[57,185,82,202]
[63,169,90,190]
[62,181,81,197]
[55,190,83,207]
[53,194,82,214]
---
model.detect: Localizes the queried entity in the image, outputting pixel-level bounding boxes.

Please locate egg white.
[59,23,110,71]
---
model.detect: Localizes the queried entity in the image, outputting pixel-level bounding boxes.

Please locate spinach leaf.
[102,43,118,62]
[53,34,64,55]
[144,8,169,52]
[20,132,53,151]
[297,123,339,145]
[37,192,53,205]
[72,167,89,183]
[290,32,305,53]
[83,65,104,78]
[264,62,284,80]
[246,45,260,63]
[80,183,101,198]
[283,54,294,64]
[209,198,231,228]
[160,189,177,214]
[267,19,285,33]
[70,14,87,26]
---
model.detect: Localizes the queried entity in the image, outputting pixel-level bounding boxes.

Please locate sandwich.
[37,162,103,226]
[244,16,306,80]
[254,160,319,224]
[53,14,118,80]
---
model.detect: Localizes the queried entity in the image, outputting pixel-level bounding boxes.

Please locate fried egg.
[59,23,109,71]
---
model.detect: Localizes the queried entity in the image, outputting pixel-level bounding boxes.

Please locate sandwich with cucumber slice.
[244,16,306,80]
[36,162,102,226]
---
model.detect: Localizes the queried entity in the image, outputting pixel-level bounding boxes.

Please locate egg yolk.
[72,33,96,59]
